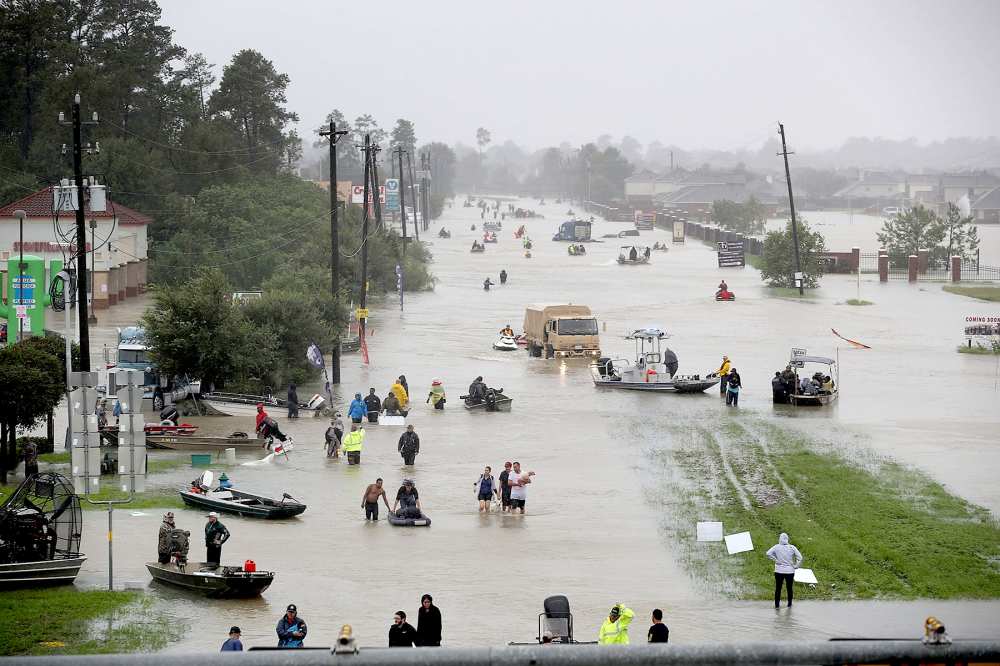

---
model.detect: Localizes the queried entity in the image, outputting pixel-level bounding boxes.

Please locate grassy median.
[655,418,1000,600]
[943,285,1000,301]
[0,588,177,655]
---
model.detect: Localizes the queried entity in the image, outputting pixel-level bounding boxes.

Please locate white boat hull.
[0,556,87,588]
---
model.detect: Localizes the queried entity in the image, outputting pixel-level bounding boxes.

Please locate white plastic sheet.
[724,531,754,554]
[696,521,724,542]
[794,568,818,584]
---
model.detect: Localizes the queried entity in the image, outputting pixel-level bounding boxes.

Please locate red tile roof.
[0,186,152,225]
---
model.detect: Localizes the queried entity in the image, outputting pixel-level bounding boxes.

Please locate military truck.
[522,304,600,358]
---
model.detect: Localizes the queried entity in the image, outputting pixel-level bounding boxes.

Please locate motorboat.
[484,221,502,233]
[438,228,451,238]
[146,561,274,597]
[786,348,839,406]
[493,335,519,351]
[180,484,306,519]
[200,392,325,418]
[147,432,261,451]
[590,328,720,393]
[617,246,651,265]
[483,231,498,243]
[0,473,86,589]
[462,388,513,412]
[471,244,486,253]
[651,242,669,252]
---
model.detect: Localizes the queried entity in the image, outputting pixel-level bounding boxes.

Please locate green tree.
[759,219,827,288]
[142,268,275,390]
[240,290,329,387]
[476,127,491,160]
[353,114,386,147]
[942,202,980,262]
[876,205,946,266]
[209,49,299,172]
[0,343,64,483]
[390,119,416,156]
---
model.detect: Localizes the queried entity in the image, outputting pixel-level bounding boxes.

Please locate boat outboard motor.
[597,357,615,379]
[542,595,573,642]
[159,405,179,426]
[484,389,498,411]
[167,528,191,564]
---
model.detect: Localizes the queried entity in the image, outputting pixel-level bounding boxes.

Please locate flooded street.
[70,198,1000,650]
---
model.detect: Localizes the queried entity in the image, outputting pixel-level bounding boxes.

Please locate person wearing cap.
[325,414,344,458]
[364,388,382,424]
[466,376,486,405]
[598,603,634,645]
[393,479,422,519]
[204,512,230,566]
[276,604,307,648]
[426,379,446,410]
[220,626,243,651]
[157,512,175,564]
[341,423,365,465]
[715,356,731,395]
[416,594,442,646]
[388,610,417,647]
[398,425,420,466]
[348,393,367,424]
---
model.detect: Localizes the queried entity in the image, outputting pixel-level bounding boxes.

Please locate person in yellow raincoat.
[598,604,634,645]
[391,379,409,413]
[715,355,731,395]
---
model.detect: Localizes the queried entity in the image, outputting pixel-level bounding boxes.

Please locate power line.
[105,120,290,156]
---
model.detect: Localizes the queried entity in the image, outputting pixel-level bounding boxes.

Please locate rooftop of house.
[0,186,152,225]
[972,186,1000,211]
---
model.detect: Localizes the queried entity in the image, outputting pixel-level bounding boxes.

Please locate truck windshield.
[118,350,148,364]
[557,318,598,335]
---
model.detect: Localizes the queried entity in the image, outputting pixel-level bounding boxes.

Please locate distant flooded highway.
[71,198,1000,650]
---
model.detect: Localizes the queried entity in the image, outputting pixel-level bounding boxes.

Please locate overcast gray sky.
[160,0,1000,152]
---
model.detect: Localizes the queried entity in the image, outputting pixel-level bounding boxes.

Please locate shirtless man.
[362,478,392,521]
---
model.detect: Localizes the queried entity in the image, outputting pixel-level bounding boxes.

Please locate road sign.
[13,275,36,306]
[351,185,364,204]
[717,241,745,268]
[356,307,369,319]
[385,179,400,212]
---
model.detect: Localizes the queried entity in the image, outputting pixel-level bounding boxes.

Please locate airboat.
[0,473,86,588]
[591,328,719,393]
[617,245,650,265]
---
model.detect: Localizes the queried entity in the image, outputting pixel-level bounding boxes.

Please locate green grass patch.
[40,451,71,464]
[746,254,764,270]
[764,287,819,299]
[0,588,180,655]
[943,285,1000,301]
[146,457,188,473]
[845,298,873,306]
[657,419,1000,600]
[80,487,183,510]
[957,343,1000,355]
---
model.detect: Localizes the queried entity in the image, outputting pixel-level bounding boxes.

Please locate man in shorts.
[509,461,530,514]
[361,478,391,521]
[498,461,513,512]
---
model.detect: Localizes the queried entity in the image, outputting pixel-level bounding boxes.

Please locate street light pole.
[88,219,97,324]
[15,210,25,343]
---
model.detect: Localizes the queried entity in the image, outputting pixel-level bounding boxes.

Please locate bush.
[758,219,827,288]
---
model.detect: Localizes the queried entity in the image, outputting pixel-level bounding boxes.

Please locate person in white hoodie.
[766,532,803,608]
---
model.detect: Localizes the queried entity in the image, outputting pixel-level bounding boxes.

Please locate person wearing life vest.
[598,604,634,645]
[715,355,731,395]
[341,424,365,465]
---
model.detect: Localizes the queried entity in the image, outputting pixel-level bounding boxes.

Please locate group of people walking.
[714,355,742,406]
[474,461,534,513]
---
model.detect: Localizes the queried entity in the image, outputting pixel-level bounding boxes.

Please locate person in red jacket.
[255,403,268,432]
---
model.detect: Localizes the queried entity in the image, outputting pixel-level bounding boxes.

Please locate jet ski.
[716,290,736,301]
[493,335,518,351]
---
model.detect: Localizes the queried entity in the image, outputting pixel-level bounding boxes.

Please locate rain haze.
[161,0,1000,150]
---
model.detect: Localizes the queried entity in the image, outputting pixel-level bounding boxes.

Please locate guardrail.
[8,640,1000,666]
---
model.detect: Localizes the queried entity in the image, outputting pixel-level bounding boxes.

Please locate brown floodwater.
[57,197,1000,651]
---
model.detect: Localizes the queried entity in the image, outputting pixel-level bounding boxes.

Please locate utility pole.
[406,152,420,241]
[371,143,383,234]
[358,135,371,340]
[396,147,408,311]
[59,93,98,371]
[777,122,804,295]
[422,151,431,231]
[318,121,348,384]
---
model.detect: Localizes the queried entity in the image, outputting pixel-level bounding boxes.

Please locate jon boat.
[786,348,839,406]
[146,561,274,597]
[591,328,719,393]
[179,487,306,519]
[200,392,325,418]
[147,433,262,450]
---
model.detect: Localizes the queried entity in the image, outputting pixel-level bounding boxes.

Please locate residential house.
[971,186,1000,224]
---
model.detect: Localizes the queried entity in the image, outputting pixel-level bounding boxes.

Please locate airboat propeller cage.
[541,595,573,641]
[0,473,83,564]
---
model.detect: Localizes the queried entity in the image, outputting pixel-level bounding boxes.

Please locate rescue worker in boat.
[629,246,638,261]
[483,277,494,291]
[157,512,176,564]
[716,280,729,298]
[471,240,482,251]
[715,355,731,395]
[500,324,514,337]
[467,376,487,405]
[499,269,508,284]
[598,604,635,645]
[662,347,679,378]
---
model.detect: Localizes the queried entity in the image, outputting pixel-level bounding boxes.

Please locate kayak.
[388,511,431,527]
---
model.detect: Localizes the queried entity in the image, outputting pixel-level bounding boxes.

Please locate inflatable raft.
[388,511,431,527]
